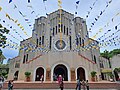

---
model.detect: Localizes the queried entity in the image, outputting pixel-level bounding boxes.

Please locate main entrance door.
[77,67,86,81]
[35,67,44,81]
[54,64,68,81]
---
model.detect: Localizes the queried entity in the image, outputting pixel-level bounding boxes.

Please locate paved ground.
[2,89,120,90]
[2,81,120,90]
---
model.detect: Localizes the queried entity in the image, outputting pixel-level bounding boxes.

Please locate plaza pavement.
[2,80,120,90]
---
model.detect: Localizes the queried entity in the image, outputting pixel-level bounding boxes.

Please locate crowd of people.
[0,76,13,90]
[76,79,89,90]
[0,74,90,90]
[53,74,89,90]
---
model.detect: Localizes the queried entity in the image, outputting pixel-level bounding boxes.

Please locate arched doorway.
[14,71,19,80]
[35,67,44,81]
[53,64,68,81]
[77,67,86,81]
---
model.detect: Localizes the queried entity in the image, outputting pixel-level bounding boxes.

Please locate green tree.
[100,50,109,59]
[0,64,9,78]
[100,49,120,59]
[0,24,9,56]
[100,49,120,68]
[109,49,120,58]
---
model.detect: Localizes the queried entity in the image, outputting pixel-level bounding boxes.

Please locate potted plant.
[107,72,114,82]
[24,71,31,82]
[91,71,97,81]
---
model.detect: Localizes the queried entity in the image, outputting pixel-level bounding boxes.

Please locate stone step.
[2,81,120,89]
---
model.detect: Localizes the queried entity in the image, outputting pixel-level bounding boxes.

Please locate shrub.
[24,72,31,77]
[91,71,97,77]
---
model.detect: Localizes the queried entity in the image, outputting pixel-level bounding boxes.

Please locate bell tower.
[47,9,76,52]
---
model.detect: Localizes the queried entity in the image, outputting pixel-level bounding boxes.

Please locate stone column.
[46,68,51,81]
[71,68,76,81]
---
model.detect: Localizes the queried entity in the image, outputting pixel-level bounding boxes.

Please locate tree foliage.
[100,49,120,59]
[0,24,9,56]
[100,50,109,59]
[114,67,120,72]
[0,64,9,78]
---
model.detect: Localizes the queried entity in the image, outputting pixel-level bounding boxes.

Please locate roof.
[47,9,74,17]
[89,38,99,43]
[20,37,32,43]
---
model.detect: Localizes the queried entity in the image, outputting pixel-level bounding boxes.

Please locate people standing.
[0,76,4,90]
[86,80,89,90]
[60,80,64,90]
[76,78,81,90]
[81,80,86,90]
[40,75,44,83]
[57,75,63,84]
[8,80,13,90]
[53,73,57,81]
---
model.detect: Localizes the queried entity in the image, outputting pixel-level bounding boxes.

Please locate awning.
[101,69,112,73]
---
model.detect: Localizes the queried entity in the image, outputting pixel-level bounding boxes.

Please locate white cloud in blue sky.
[0,0,120,63]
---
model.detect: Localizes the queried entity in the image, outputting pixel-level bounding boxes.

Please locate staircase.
[2,81,120,89]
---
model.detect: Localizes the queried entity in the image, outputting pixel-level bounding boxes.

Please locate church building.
[8,9,101,82]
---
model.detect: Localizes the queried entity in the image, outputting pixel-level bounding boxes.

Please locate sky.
[0,0,120,63]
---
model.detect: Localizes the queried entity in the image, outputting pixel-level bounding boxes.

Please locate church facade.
[8,9,101,82]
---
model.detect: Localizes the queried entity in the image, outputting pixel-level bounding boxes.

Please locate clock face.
[55,40,66,50]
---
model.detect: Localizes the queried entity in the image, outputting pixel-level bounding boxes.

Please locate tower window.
[23,55,26,64]
[61,24,63,32]
[49,36,52,49]
[39,37,41,45]
[42,36,44,45]
[26,54,29,63]
[69,36,72,50]
[67,27,68,35]
[82,39,84,47]
[56,26,57,34]
[53,27,55,36]
[79,37,81,46]
[64,26,65,34]
[36,38,38,47]
[76,37,79,45]
[58,24,60,32]
[15,61,20,68]
[94,55,96,63]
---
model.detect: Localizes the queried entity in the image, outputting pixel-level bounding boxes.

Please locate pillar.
[71,68,76,81]
[46,68,51,81]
